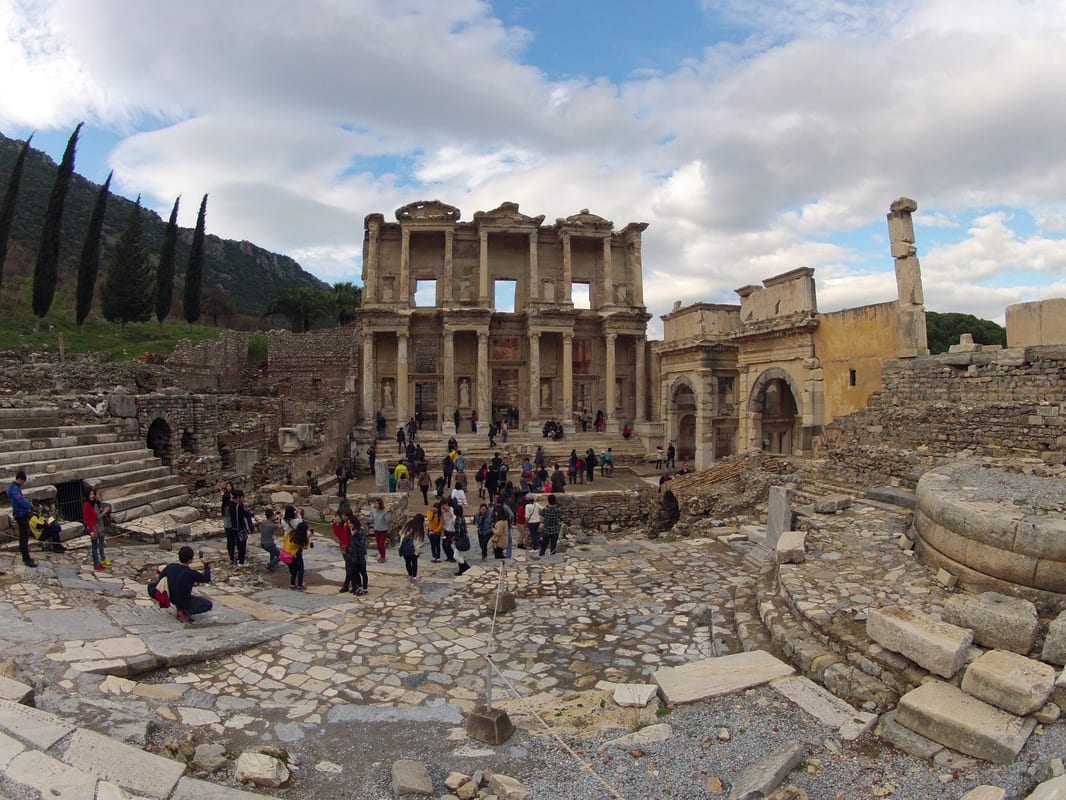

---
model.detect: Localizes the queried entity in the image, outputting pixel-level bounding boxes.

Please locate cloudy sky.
[3,0,1066,337]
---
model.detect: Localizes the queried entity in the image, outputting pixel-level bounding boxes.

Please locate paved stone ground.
[0,478,1061,798]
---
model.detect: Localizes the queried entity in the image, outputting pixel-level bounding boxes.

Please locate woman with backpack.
[282,521,311,591]
[398,514,426,583]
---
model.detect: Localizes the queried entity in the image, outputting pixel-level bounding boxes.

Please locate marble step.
[0,439,148,469]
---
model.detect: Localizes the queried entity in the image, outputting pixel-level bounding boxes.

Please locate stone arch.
[748,367,801,455]
[147,418,173,467]
[664,376,699,461]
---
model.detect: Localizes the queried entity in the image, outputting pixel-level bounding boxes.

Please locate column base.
[442,423,457,436]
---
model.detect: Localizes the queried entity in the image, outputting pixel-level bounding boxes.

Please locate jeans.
[527,522,541,552]
[442,537,455,561]
[403,554,418,577]
[539,532,559,556]
[352,556,368,590]
[90,531,106,566]
[505,527,513,559]
[16,517,32,563]
[226,529,247,564]
[288,550,305,587]
[428,533,442,560]
[261,540,280,568]
[182,596,214,617]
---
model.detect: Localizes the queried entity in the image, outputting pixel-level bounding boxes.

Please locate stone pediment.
[473,201,545,227]
[556,208,614,231]
[395,200,461,223]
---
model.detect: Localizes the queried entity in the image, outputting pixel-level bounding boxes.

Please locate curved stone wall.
[912,462,1066,611]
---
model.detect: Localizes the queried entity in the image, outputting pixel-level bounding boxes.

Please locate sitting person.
[622,423,633,440]
[159,546,213,623]
[29,501,65,552]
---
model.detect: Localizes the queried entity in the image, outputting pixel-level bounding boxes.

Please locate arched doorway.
[750,369,799,455]
[669,380,698,461]
[147,418,172,466]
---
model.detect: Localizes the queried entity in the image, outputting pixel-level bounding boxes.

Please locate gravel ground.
[953,463,1066,511]
[213,684,1066,800]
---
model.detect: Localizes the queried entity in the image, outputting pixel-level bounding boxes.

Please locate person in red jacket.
[83,488,109,571]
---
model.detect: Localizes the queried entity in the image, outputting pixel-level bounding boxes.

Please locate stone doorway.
[678,413,697,461]
[415,383,439,431]
[752,371,798,455]
[492,368,519,418]
[147,418,172,466]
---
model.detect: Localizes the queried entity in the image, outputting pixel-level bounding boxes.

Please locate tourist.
[666,441,676,469]
[332,509,355,593]
[393,460,409,487]
[567,449,579,484]
[595,409,605,432]
[375,410,386,440]
[370,497,389,562]
[442,452,455,489]
[335,463,351,496]
[676,462,692,476]
[600,447,614,477]
[550,463,567,493]
[434,474,446,499]
[281,504,304,536]
[441,501,458,563]
[159,545,212,623]
[491,504,510,560]
[306,470,322,495]
[655,444,664,470]
[470,407,479,434]
[454,408,461,431]
[473,502,493,560]
[407,417,418,443]
[579,409,588,432]
[220,480,236,565]
[658,472,672,493]
[585,448,597,483]
[336,492,351,518]
[348,513,369,595]
[537,494,562,557]
[396,425,406,454]
[398,513,425,583]
[485,460,500,503]
[525,494,542,553]
[259,508,281,570]
[520,456,534,483]
[367,442,377,472]
[493,495,515,558]
[476,462,488,499]
[417,469,432,505]
[282,520,311,591]
[426,501,444,562]
[487,421,497,448]
[454,449,466,479]
[230,489,254,566]
[83,488,107,571]
[534,445,546,469]
[451,481,468,514]
[29,501,65,553]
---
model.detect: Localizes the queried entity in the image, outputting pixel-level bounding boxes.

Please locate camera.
[198,549,204,560]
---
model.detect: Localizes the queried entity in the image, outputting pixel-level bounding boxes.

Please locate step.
[32,458,168,491]
[0,440,148,470]
[93,466,173,490]
[0,432,124,454]
[107,485,188,515]
[895,680,1036,763]
[0,423,118,440]
[0,408,61,428]
[111,493,189,524]
[100,476,179,501]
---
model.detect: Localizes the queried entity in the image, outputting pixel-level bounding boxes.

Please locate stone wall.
[164,331,250,393]
[552,487,652,533]
[266,328,359,400]
[0,348,160,396]
[823,345,1066,462]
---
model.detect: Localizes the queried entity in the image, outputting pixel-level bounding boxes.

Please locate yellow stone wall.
[814,301,898,422]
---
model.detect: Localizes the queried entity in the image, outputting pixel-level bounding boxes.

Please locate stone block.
[812,493,852,514]
[466,705,514,745]
[766,486,793,548]
[1027,775,1066,800]
[867,606,973,678]
[276,428,303,453]
[63,727,186,797]
[270,491,295,506]
[602,723,672,749]
[776,531,806,564]
[235,752,289,788]
[1055,669,1066,708]
[5,749,97,800]
[942,592,1039,654]
[876,709,943,759]
[172,776,274,800]
[108,393,137,418]
[771,676,875,740]
[234,449,259,477]
[612,683,658,707]
[727,739,805,800]
[0,675,33,705]
[0,699,75,749]
[898,534,914,551]
[961,650,1056,716]
[1042,611,1066,666]
[935,568,958,588]
[654,650,794,705]
[486,773,531,800]
[487,592,515,615]
[865,486,917,509]
[895,680,1035,764]
[958,787,1006,800]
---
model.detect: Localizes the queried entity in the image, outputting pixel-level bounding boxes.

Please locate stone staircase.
[0,406,201,542]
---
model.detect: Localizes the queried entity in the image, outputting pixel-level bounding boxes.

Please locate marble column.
[442,329,456,435]
[399,229,411,306]
[397,332,409,424]
[602,236,613,307]
[634,335,646,422]
[362,332,375,421]
[477,330,490,432]
[365,220,379,304]
[527,330,540,433]
[478,231,489,305]
[604,332,618,433]
[442,228,454,307]
[528,231,539,302]
[561,233,573,304]
[562,333,575,435]
[631,236,644,306]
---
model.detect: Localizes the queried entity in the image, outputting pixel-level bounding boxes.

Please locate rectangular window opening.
[494,279,516,313]
[414,279,437,307]
[848,369,857,387]
[573,282,591,310]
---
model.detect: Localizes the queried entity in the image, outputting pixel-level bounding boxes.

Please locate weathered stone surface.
[766,486,793,548]
[942,592,1040,654]
[234,751,289,788]
[466,705,514,745]
[487,773,531,800]
[191,742,227,773]
[813,494,852,514]
[865,486,916,509]
[0,699,75,749]
[776,530,806,564]
[602,723,672,749]
[63,727,186,797]
[654,651,794,705]
[0,674,33,704]
[5,749,97,800]
[867,606,972,678]
[1055,669,1066,708]
[612,683,658,707]
[770,676,875,740]
[1042,611,1066,666]
[961,650,1056,716]
[895,680,1036,764]
[1026,775,1066,800]
[392,758,434,796]
[487,592,516,615]
[172,776,271,800]
[958,786,1006,800]
[727,739,805,800]
[876,709,943,759]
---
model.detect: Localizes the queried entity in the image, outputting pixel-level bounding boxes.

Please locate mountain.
[0,130,329,315]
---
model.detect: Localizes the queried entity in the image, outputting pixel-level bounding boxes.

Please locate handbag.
[278,550,294,564]
[456,531,471,552]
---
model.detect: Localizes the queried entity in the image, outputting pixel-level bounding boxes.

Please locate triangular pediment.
[395,200,461,223]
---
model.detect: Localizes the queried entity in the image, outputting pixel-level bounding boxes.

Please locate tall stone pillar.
[362,332,375,422]
[477,330,490,432]
[527,330,541,433]
[442,228,454,307]
[604,332,618,433]
[562,333,575,435]
[400,229,411,307]
[365,220,380,304]
[602,236,613,307]
[631,236,644,306]
[397,332,409,424]
[479,231,489,306]
[887,197,930,357]
[634,335,646,422]
[442,329,456,434]
[528,231,539,302]
[561,233,573,305]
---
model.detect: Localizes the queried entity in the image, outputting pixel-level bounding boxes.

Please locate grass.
[0,277,223,361]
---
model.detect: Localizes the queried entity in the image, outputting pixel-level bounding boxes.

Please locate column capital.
[605,332,617,344]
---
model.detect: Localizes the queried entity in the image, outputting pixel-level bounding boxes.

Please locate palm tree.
[264,287,328,333]
[330,281,362,325]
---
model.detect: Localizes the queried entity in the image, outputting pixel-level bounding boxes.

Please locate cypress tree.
[155,196,180,326]
[0,134,33,290]
[33,122,82,333]
[75,171,112,329]
[183,193,207,325]
[101,197,154,328]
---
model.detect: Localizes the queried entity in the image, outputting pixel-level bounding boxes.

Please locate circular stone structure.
[912,462,1066,611]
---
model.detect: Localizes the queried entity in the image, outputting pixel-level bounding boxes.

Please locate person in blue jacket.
[7,470,36,568]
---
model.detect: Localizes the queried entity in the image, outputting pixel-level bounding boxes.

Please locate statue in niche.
[459,378,471,408]
[541,381,551,408]
[383,380,394,409]
[543,279,555,302]
[615,284,627,303]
